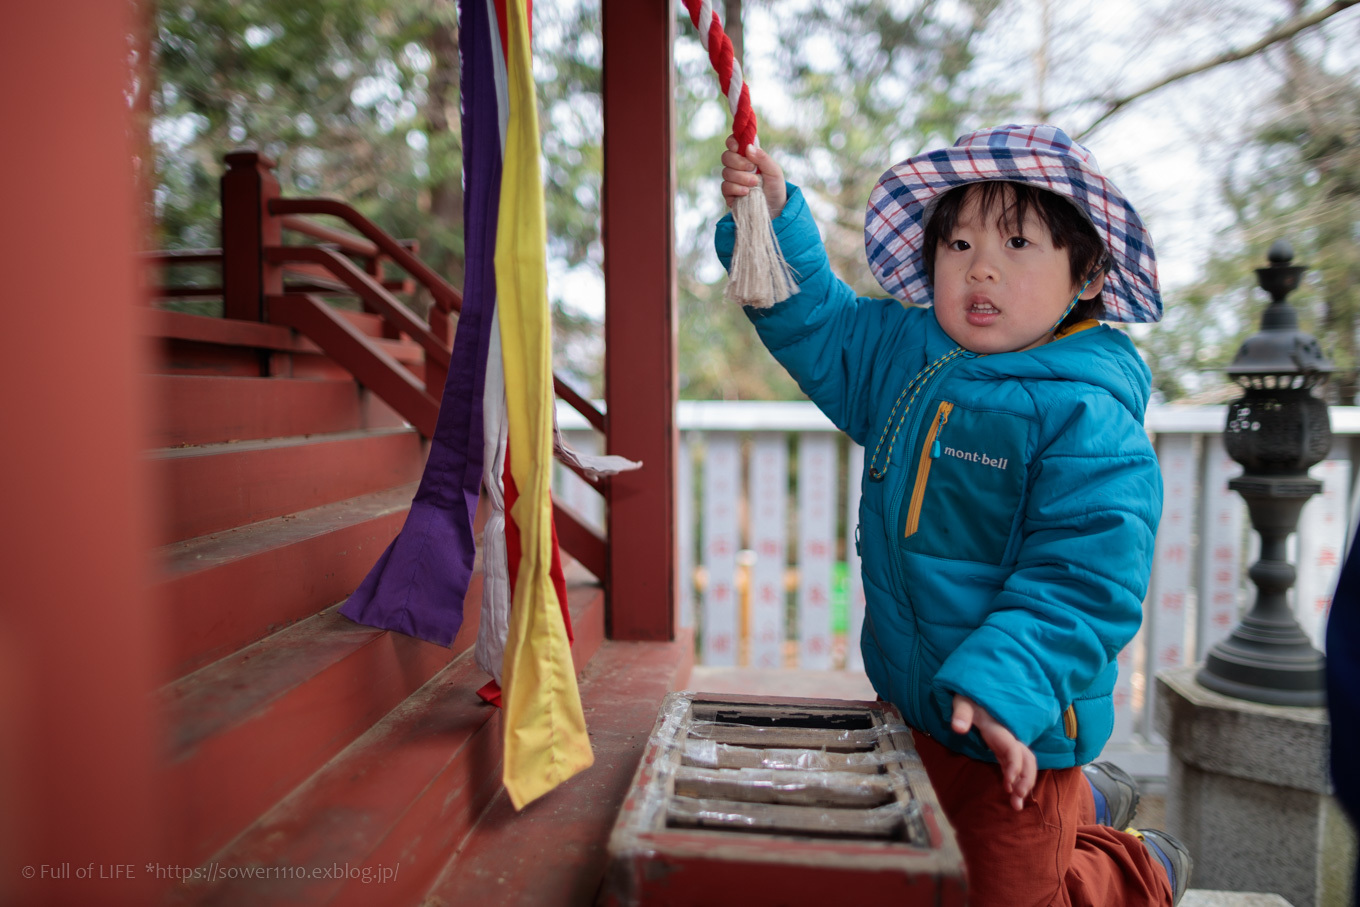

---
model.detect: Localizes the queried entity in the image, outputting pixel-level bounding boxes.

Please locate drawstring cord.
[867,346,974,481]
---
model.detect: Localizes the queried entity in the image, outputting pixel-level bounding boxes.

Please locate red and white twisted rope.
[681,0,758,153]
[679,0,796,307]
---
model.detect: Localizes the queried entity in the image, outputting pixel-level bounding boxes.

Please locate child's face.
[931,188,1104,355]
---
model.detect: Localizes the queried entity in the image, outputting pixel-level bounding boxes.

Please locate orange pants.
[913,731,1172,907]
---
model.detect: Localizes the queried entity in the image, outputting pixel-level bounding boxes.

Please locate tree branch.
[1074,0,1359,139]
[725,0,744,65]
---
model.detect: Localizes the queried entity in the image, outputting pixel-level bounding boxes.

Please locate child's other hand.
[721,136,787,219]
[951,694,1037,812]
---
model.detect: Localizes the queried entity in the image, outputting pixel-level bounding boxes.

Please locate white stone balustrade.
[555,401,1360,779]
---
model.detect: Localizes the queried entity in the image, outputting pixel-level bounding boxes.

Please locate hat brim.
[865,146,1162,324]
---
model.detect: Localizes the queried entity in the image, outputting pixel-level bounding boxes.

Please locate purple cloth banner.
[339,0,502,646]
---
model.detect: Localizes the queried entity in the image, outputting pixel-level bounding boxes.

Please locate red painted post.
[222,150,282,323]
[368,256,403,340]
[0,2,166,904]
[602,0,677,640]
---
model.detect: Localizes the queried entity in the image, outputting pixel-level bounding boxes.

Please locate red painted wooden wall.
[0,3,683,902]
[0,3,167,905]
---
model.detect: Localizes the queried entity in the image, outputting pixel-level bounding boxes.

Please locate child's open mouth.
[967,298,1000,326]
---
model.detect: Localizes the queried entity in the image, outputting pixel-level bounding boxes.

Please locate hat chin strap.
[1050,273,1097,335]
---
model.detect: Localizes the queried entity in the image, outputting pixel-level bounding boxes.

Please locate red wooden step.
[152,427,426,544]
[150,309,424,378]
[160,597,479,870]
[151,374,407,447]
[156,483,418,681]
[164,578,608,906]
[422,631,694,907]
[168,649,501,907]
[151,308,407,349]
[158,336,423,379]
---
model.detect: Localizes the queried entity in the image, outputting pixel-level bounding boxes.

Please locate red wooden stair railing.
[152,148,609,583]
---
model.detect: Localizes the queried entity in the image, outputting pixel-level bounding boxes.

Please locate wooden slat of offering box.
[601,692,966,906]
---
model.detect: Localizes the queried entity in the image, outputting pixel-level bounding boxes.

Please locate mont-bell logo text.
[942,446,1008,470]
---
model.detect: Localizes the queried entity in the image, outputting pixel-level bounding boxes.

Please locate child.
[718,125,1191,907]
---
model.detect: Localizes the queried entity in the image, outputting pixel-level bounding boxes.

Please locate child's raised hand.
[721,136,787,220]
[951,694,1037,812]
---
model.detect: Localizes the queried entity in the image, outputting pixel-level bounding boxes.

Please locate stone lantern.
[1156,241,1353,907]
[1196,239,1331,707]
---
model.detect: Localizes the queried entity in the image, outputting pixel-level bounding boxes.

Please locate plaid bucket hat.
[864,124,1162,323]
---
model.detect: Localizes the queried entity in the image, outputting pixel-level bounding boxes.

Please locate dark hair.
[921,181,1109,333]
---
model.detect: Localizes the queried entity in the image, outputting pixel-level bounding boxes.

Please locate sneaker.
[1129,827,1192,906]
[1083,761,1140,829]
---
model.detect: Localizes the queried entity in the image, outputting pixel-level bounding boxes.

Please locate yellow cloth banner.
[495,0,593,810]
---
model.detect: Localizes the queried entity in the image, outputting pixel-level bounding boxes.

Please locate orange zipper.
[1063,704,1078,739]
[904,401,953,537]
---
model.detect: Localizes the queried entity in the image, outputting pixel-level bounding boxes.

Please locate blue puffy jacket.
[716,185,1163,768]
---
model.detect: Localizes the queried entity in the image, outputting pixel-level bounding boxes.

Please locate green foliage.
[673,0,1011,399]
[1139,251,1256,402]
[146,0,1022,400]
[778,0,1011,291]
[534,2,606,398]
[152,0,460,303]
[672,27,803,401]
[1143,47,1360,402]
[150,0,606,390]
[536,3,604,272]
[159,0,1359,406]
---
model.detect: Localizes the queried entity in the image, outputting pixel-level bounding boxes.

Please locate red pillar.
[0,3,166,905]
[602,0,677,641]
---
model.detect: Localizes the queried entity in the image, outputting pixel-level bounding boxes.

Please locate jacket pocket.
[899,405,1032,564]
[1070,692,1116,765]
[905,401,953,538]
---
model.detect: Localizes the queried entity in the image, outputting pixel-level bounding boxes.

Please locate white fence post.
[845,443,865,671]
[796,433,837,669]
[701,432,741,666]
[1146,433,1196,740]
[748,433,789,669]
[1110,632,1137,746]
[1197,434,1244,658]
[677,432,696,630]
[1296,439,1351,650]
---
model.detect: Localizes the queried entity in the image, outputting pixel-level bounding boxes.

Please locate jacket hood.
[923,314,1154,421]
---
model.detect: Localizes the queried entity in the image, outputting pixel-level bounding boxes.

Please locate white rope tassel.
[686,0,798,308]
[726,174,798,308]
